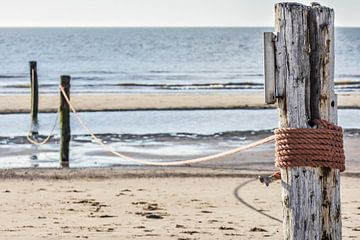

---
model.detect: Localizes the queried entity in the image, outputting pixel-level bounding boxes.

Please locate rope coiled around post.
[274,120,345,172]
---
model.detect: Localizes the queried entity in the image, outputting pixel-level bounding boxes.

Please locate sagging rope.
[58,85,345,171]
[59,85,275,166]
[26,109,59,145]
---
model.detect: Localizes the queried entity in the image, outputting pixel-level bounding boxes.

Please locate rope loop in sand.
[26,108,59,146]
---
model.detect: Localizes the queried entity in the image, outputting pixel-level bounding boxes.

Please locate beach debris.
[250,227,268,232]
[3,189,11,193]
[181,230,199,235]
[224,233,246,237]
[190,199,200,202]
[219,226,235,230]
[200,210,212,214]
[208,219,218,223]
[175,224,186,229]
[66,189,84,193]
[73,199,95,204]
[98,215,117,218]
[132,201,148,205]
[133,201,167,219]
[145,214,163,219]
[143,203,162,211]
[135,211,166,219]
[133,226,146,229]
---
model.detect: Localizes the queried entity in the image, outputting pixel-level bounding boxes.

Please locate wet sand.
[0,171,359,240]
[1,92,360,113]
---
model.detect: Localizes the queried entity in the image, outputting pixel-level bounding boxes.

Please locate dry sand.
[1,92,360,113]
[0,169,359,240]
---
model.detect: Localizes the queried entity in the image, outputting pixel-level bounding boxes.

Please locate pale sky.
[0,0,359,27]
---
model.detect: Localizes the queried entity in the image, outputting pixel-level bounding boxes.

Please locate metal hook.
[259,172,281,186]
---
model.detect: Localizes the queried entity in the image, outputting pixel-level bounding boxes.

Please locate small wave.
[335,80,360,92]
[115,82,263,90]
[77,70,124,75]
[0,130,274,145]
[149,70,171,74]
[242,73,264,77]
[0,75,26,79]
[335,80,360,85]
[3,84,30,89]
[336,74,360,78]
[161,82,263,90]
[72,76,104,81]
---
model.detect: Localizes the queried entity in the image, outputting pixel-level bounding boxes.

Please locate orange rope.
[274,119,345,172]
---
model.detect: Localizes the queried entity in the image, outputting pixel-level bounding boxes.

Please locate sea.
[1,27,360,167]
[0,27,360,94]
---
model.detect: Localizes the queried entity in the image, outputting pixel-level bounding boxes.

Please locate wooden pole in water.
[274,3,340,239]
[29,61,38,136]
[60,75,71,168]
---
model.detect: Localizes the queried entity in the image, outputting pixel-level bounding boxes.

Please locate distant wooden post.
[29,61,39,136]
[273,3,340,239]
[60,75,71,168]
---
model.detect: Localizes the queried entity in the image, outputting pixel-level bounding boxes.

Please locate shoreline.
[1,130,360,170]
[0,167,360,180]
[1,92,360,113]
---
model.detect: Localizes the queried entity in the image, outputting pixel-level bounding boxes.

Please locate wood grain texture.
[275,2,340,239]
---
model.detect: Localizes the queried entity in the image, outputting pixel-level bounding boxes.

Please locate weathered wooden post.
[265,2,340,239]
[60,75,71,168]
[29,61,39,136]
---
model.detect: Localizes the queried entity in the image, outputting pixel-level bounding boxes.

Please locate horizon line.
[0,25,359,28]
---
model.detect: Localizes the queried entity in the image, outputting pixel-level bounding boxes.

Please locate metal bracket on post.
[264,32,277,104]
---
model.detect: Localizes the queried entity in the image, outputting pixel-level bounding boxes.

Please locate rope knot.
[274,119,345,172]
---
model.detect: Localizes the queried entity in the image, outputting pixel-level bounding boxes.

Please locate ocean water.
[0,109,359,168]
[0,27,359,94]
[0,109,359,137]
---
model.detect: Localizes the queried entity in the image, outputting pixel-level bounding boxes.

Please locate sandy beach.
[1,91,360,239]
[0,168,359,240]
[0,131,359,239]
[1,92,360,113]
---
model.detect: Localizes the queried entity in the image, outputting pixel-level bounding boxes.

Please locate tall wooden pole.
[60,75,71,168]
[29,61,38,136]
[274,3,340,239]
